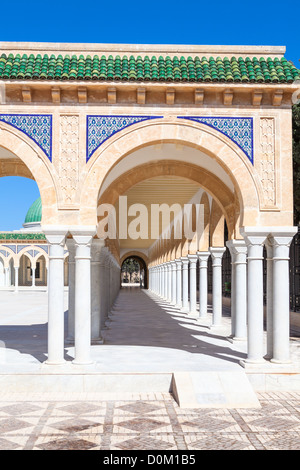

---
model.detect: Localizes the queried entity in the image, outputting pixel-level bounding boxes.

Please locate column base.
[72,360,94,366]
[65,336,75,345]
[209,323,223,330]
[270,358,292,365]
[181,307,189,313]
[227,336,247,343]
[91,338,104,345]
[239,359,267,370]
[44,359,66,366]
[187,313,198,319]
[196,316,210,325]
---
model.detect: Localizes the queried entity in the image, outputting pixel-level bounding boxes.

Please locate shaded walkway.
[95,287,247,373]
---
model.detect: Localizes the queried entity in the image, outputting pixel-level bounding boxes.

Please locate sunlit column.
[171,261,177,304]
[181,257,189,311]
[72,229,96,365]
[197,251,210,318]
[209,247,225,327]
[66,238,76,344]
[14,266,19,292]
[188,254,197,314]
[44,229,68,365]
[175,259,182,308]
[270,231,297,363]
[241,230,266,364]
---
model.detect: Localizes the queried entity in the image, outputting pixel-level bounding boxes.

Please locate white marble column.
[209,247,225,327]
[175,259,182,308]
[241,230,266,363]
[270,231,296,363]
[4,267,9,287]
[66,239,76,344]
[101,248,110,326]
[159,265,163,297]
[163,263,168,300]
[31,264,36,288]
[265,240,274,359]
[181,257,189,312]
[44,229,68,365]
[14,266,19,292]
[197,251,210,318]
[167,262,172,302]
[171,261,177,305]
[226,241,247,340]
[91,239,105,344]
[188,254,198,314]
[71,228,96,365]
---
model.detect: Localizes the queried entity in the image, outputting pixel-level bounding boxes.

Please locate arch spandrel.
[0,123,59,225]
[80,119,261,230]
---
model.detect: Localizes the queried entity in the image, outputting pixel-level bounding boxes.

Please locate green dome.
[24,197,42,224]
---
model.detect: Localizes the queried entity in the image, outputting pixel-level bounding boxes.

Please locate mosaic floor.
[0,392,299,450]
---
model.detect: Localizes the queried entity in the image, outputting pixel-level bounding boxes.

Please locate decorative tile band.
[3,245,16,253]
[17,245,30,253]
[0,233,46,241]
[0,249,9,257]
[86,115,163,162]
[178,116,253,163]
[0,114,52,161]
[36,245,49,254]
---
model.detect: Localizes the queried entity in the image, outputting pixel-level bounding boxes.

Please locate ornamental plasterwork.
[86,115,163,162]
[178,116,253,163]
[0,114,52,160]
[59,115,79,205]
[259,118,276,206]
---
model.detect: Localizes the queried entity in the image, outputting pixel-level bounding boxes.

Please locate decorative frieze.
[259,117,276,206]
[59,115,79,205]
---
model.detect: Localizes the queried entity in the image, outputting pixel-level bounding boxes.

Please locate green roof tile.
[0,53,298,84]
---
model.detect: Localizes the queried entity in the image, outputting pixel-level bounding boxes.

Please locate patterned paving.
[0,392,299,450]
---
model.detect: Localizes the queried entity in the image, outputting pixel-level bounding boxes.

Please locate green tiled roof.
[24,197,42,224]
[0,53,299,83]
[0,233,46,240]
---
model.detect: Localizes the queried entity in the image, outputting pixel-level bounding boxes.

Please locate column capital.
[181,256,189,265]
[197,251,210,262]
[226,239,247,253]
[269,232,297,248]
[71,227,97,245]
[209,247,226,258]
[43,226,68,246]
[170,260,177,270]
[187,253,198,263]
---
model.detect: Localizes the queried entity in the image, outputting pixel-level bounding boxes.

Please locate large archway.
[81,119,261,231]
[0,123,59,225]
[121,255,148,289]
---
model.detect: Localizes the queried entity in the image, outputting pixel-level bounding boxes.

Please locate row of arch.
[0,249,69,288]
[0,116,283,231]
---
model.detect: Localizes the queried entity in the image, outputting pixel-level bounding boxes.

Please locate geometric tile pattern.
[86,115,162,162]
[0,392,300,450]
[0,114,52,161]
[178,116,254,163]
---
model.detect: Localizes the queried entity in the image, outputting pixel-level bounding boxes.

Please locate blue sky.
[0,0,299,230]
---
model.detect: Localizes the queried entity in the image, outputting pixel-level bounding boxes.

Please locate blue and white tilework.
[86,115,162,162]
[0,114,52,161]
[178,116,253,163]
